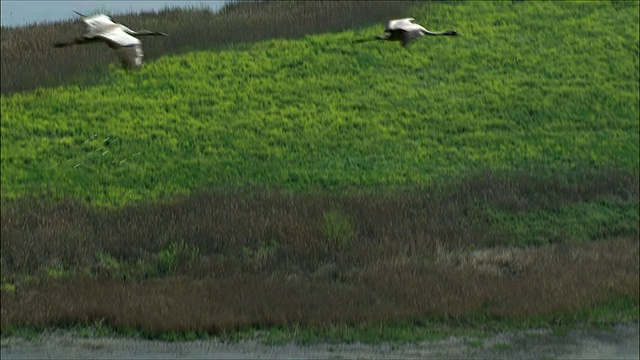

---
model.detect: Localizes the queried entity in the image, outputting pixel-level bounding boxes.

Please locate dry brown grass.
[1,239,637,333]
[1,169,638,334]
[3,167,635,277]
[1,1,418,94]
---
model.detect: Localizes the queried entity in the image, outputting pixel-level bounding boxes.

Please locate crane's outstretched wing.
[53,37,98,47]
[98,28,141,47]
[82,14,117,29]
[354,37,378,44]
[401,31,423,47]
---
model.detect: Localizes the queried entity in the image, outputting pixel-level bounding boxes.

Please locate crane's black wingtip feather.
[354,37,378,44]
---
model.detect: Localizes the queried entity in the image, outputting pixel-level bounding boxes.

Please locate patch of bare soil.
[2,323,638,359]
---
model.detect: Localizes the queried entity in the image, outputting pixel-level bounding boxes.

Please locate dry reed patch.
[440,246,539,277]
[2,237,637,334]
[0,190,478,277]
[437,236,640,285]
[356,237,639,316]
[1,176,637,334]
[1,174,637,277]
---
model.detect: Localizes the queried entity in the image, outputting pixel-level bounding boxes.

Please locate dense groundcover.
[1,0,638,339]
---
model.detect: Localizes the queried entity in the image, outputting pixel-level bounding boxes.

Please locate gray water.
[1,1,229,28]
[2,324,639,360]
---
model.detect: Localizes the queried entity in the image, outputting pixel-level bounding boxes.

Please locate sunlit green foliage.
[1,1,638,206]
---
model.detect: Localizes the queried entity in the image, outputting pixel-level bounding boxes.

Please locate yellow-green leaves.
[1,1,638,206]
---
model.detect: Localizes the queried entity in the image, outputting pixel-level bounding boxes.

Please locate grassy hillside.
[2,0,637,206]
[1,1,638,339]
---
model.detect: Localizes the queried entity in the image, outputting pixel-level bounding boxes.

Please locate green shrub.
[156,241,200,276]
[322,210,354,247]
[243,239,280,267]
[96,252,121,272]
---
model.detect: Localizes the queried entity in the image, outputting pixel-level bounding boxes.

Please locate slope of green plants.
[1,1,639,340]
[1,1,638,207]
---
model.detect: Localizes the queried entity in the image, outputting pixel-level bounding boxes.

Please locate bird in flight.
[54,11,168,70]
[357,18,461,47]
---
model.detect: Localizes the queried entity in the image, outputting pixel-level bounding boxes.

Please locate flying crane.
[357,18,461,47]
[54,11,168,70]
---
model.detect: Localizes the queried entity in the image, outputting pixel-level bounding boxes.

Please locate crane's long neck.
[130,29,166,37]
[423,30,459,36]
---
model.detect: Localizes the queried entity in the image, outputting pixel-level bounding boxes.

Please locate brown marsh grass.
[1,238,637,333]
[1,1,418,94]
[1,169,638,334]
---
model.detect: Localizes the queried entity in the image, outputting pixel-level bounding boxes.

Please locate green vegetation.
[2,1,637,206]
[322,210,355,248]
[156,241,200,276]
[0,0,638,342]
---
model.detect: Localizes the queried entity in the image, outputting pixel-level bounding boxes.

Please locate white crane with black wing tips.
[356,18,461,47]
[54,11,168,70]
